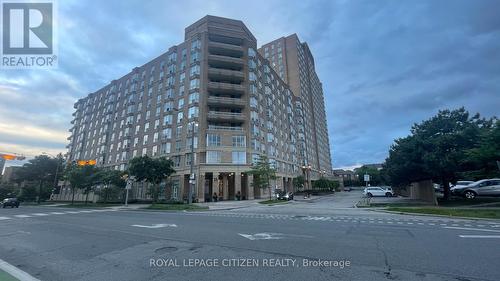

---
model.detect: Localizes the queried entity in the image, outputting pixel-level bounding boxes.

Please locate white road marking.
[444,227,500,233]
[65,211,80,214]
[131,223,177,229]
[238,233,283,240]
[49,212,65,215]
[0,258,41,281]
[459,235,500,239]
[0,216,11,220]
[78,210,94,213]
[31,213,49,216]
[14,215,31,218]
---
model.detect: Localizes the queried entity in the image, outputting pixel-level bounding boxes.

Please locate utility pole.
[188,122,197,204]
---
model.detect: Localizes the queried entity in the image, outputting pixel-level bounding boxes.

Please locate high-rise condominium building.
[64,16,331,202]
[259,35,332,178]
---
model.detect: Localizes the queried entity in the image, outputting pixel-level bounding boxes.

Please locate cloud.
[0,0,498,170]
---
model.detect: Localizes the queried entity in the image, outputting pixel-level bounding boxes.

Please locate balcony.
[207,125,244,132]
[208,54,244,70]
[207,111,245,122]
[207,81,245,94]
[207,96,245,108]
[208,41,244,58]
[208,67,244,83]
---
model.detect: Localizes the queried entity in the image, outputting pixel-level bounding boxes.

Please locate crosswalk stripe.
[31,213,49,216]
[0,216,11,220]
[14,215,31,218]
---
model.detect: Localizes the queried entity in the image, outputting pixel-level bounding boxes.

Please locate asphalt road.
[1,193,499,281]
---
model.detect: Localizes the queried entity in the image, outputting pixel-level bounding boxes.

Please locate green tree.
[15,154,61,203]
[95,169,126,203]
[354,166,383,186]
[292,175,305,191]
[64,164,101,205]
[461,119,500,179]
[384,108,495,200]
[247,155,277,200]
[127,156,175,203]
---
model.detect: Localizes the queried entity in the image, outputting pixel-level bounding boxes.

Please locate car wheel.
[464,191,476,200]
[367,193,373,197]
[385,192,392,197]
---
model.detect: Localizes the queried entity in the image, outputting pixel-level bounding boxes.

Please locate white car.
[363,187,394,197]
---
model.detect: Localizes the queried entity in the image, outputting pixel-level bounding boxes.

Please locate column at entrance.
[196,173,205,203]
[235,173,242,200]
[247,174,254,200]
[223,174,229,200]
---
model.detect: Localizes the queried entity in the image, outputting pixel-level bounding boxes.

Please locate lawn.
[258,199,289,205]
[386,207,500,219]
[146,203,209,211]
[55,203,121,208]
[0,269,19,281]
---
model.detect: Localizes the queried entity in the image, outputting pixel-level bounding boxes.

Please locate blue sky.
[1,0,499,169]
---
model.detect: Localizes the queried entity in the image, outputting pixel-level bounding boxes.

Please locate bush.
[312,178,340,191]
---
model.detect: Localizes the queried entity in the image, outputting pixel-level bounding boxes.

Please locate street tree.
[64,164,101,205]
[127,156,175,203]
[354,166,383,186]
[16,154,61,203]
[384,108,495,200]
[95,169,126,203]
[247,155,277,200]
[461,118,500,179]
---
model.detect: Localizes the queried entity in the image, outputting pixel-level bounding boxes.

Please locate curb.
[371,209,500,222]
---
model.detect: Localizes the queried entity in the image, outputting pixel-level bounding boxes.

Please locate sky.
[1,0,499,170]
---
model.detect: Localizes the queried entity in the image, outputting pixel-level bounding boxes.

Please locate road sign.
[364,174,370,182]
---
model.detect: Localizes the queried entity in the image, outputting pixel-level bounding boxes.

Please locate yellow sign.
[77,159,97,166]
[1,154,17,160]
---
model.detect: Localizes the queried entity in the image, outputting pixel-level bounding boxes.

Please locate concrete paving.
[0,195,499,281]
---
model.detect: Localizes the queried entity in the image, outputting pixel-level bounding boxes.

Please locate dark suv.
[2,198,20,208]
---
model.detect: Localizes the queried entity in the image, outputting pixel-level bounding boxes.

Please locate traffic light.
[77,159,97,166]
[0,153,25,161]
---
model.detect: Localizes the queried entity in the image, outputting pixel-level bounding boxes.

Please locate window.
[190,65,200,77]
[189,78,200,90]
[190,51,199,63]
[179,72,185,84]
[232,151,246,164]
[177,111,184,123]
[143,135,148,145]
[160,142,171,154]
[153,132,159,142]
[250,97,258,108]
[248,60,256,69]
[152,145,158,156]
[191,39,201,51]
[175,140,183,152]
[164,101,173,111]
[189,92,199,104]
[185,153,197,166]
[176,125,183,137]
[188,106,199,118]
[206,151,221,164]
[178,98,184,109]
[187,137,198,149]
[249,72,256,81]
[248,48,256,57]
[163,115,172,125]
[144,122,150,131]
[162,128,172,139]
[232,135,246,147]
[207,134,221,147]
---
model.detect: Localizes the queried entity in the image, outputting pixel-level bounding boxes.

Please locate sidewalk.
[194,199,263,210]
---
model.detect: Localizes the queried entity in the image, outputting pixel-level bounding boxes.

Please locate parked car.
[363,187,394,197]
[451,179,500,199]
[451,181,474,188]
[276,190,294,201]
[2,198,20,208]
[343,187,352,192]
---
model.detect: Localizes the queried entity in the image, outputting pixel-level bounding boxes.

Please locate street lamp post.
[188,121,198,204]
[42,152,61,200]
